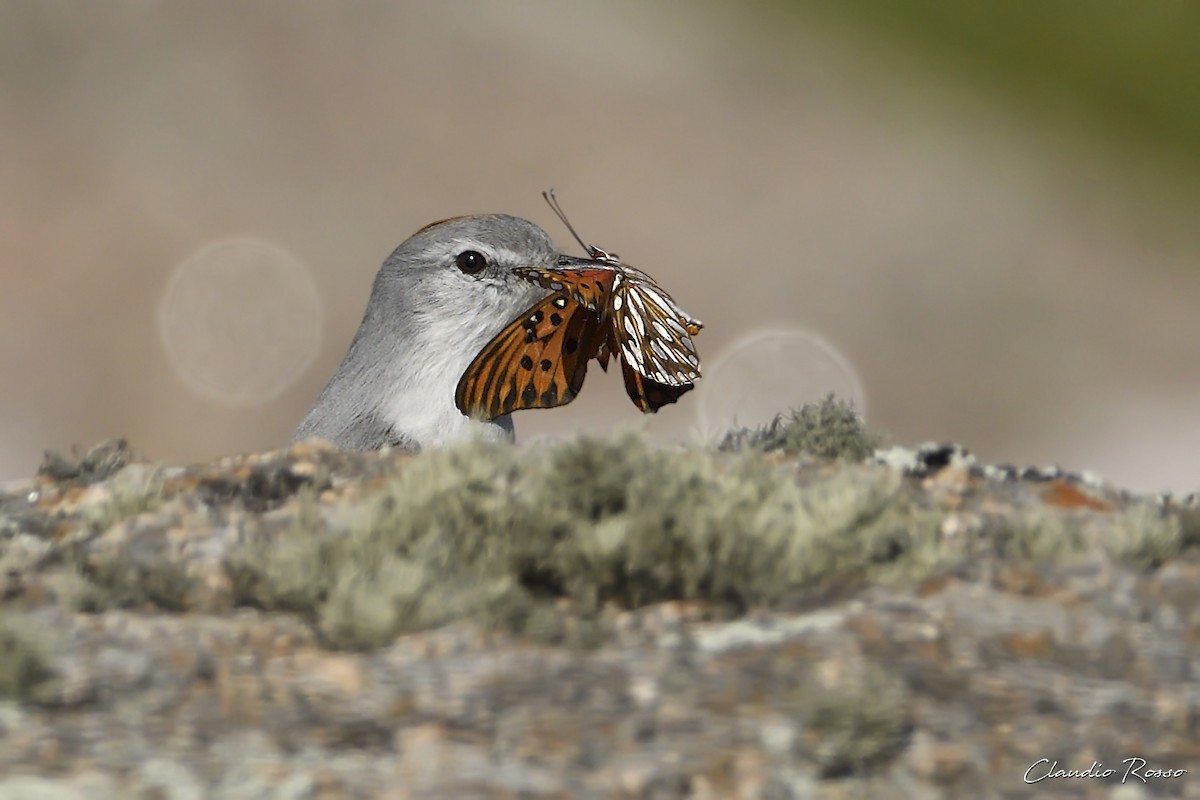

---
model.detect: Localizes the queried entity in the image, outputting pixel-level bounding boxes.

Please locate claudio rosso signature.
[1024,757,1187,784]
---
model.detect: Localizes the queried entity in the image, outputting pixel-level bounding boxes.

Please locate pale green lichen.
[47,408,1193,651]
[74,549,194,613]
[67,471,192,612]
[719,395,881,460]
[1095,500,1182,568]
[987,499,1182,568]
[81,467,166,537]
[226,486,333,620]
[786,659,913,777]
[55,565,117,613]
[0,612,57,703]
[38,438,133,484]
[223,432,944,650]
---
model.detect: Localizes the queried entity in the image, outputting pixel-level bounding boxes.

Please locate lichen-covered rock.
[1,411,1198,798]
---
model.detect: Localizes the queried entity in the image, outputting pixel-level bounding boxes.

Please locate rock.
[0,429,1197,797]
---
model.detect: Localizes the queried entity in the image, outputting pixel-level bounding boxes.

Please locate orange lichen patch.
[845,613,888,646]
[998,629,1055,658]
[992,564,1052,596]
[910,638,949,663]
[39,484,86,512]
[978,496,1016,516]
[908,734,973,782]
[655,599,710,621]
[924,464,976,496]
[916,573,955,597]
[9,582,53,606]
[412,215,469,235]
[311,654,367,694]
[161,475,197,494]
[1039,480,1113,512]
[166,645,200,673]
[50,521,76,542]
[287,437,339,458]
[389,694,418,718]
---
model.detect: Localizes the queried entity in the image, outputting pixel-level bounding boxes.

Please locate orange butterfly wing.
[455,292,605,420]
[512,266,616,314]
[515,265,618,372]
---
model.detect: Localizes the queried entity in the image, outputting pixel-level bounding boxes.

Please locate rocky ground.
[1,405,1198,799]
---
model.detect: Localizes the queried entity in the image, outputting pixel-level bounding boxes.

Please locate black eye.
[455,250,487,275]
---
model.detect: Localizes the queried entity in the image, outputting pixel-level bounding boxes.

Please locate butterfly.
[455,191,702,419]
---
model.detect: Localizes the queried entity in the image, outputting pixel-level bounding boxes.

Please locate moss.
[226,486,333,621]
[63,469,192,613]
[60,531,196,613]
[986,499,1182,568]
[1180,503,1200,550]
[786,659,913,777]
[309,443,537,649]
[0,612,57,703]
[986,505,1082,562]
[55,566,113,613]
[82,467,165,537]
[1097,500,1182,568]
[224,434,947,650]
[535,439,940,613]
[718,395,881,461]
[0,541,51,599]
[75,551,194,613]
[126,427,1188,650]
[38,438,132,484]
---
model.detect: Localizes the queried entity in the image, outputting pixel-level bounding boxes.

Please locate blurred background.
[2,1,1198,492]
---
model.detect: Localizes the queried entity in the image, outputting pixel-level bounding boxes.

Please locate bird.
[291,214,558,451]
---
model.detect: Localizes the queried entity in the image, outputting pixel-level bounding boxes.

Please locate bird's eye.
[455,250,487,275]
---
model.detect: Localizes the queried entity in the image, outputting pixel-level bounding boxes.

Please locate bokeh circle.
[696,327,866,436]
[158,237,323,406]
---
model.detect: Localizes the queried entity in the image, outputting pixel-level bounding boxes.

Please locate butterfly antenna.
[542,189,592,256]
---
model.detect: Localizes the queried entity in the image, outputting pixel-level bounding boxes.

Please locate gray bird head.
[292,214,555,450]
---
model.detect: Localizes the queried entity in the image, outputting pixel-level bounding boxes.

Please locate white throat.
[378,294,520,447]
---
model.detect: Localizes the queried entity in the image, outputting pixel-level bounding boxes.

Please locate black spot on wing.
[521,383,538,407]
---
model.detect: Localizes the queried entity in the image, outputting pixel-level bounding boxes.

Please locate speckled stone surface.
[1,439,1198,799]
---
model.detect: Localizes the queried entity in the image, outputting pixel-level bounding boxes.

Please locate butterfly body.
[455,192,704,420]
[514,259,702,388]
[458,259,703,417]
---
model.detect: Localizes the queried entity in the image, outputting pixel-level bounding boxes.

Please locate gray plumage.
[292,214,554,451]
